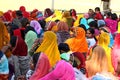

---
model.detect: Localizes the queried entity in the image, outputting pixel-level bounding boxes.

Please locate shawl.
[40,60,75,80]
[29,53,50,80]
[65,27,88,53]
[36,31,61,67]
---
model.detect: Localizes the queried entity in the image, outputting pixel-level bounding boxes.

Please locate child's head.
[30,53,40,70]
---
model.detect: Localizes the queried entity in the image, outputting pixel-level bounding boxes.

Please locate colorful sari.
[0,21,10,50]
[36,31,61,67]
[29,53,50,80]
[65,27,88,53]
[40,60,75,80]
[98,32,114,73]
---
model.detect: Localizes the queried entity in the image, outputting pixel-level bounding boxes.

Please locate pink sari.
[39,60,75,80]
[29,53,50,80]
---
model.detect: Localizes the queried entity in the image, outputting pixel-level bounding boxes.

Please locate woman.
[24,26,37,56]
[65,27,88,56]
[30,20,42,37]
[40,60,75,80]
[0,21,10,50]
[112,33,120,72]
[36,31,61,67]
[86,46,111,78]
[0,21,10,57]
[97,32,114,73]
[56,21,70,44]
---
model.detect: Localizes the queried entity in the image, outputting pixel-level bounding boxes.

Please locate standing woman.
[35,31,61,67]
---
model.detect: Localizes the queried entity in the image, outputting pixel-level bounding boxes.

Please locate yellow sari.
[0,21,10,49]
[98,32,114,73]
[36,31,61,67]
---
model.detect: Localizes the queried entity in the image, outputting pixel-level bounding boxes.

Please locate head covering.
[112,33,120,71]
[25,31,37,53]
[73,52,86,69]
[65,27,88,53]
[11,36,28,56]
[97,20,106,27]
[0,51,9,74]
[0,21,10,50]
[57,21,69,31]
[80,18,89,29]
[40,60,75,80]
[4,12,12,22]
[98,32,114,73]
[84,13,89,19]
[47,21,56,31]
[30,20,42,34]
[60,53,70,61]
[87,18,94,24]
[36,31,61,67]
[62,11,71,18]
[29,53,50,80]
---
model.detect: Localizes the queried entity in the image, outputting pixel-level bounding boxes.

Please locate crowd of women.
[0,6,120,80]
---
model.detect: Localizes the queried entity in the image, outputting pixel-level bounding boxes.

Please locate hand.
[1,46,10,53]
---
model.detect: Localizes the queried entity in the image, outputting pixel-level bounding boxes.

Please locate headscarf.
[25,31,37,54]
[98,32,114,73]
[30,20,42,34]
[112,33,120,71]
[4,12,12,22]
[47,21,57,31]
[29,53,50,80]
[97,20,105,27]
[57,21,69,31]
[80,18,89,29]
[11,36,28,56]
[0,21,10,50]
[65,27,88,53]
[40,60,75,80]
[19,6,30,19]
[73,52,86,69]
[36,31,61,67]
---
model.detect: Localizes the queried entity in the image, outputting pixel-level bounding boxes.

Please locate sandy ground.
[0,0,120,14]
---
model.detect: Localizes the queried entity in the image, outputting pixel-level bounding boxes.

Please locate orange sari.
[65,27,88,53]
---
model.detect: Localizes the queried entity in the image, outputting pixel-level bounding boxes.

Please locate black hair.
[21,18,29,27]
[106,12,112,17]
[88,21,98,29]
[111,13,118,20]
[10,36,17,47]
[32,53,41,68]
[16,10,23,17]
[95,7,100,11]
[58,43,70,54]
[38,20,46,31]
[87,27,95,35]
[24,26,35,34]
[78,24,87,32]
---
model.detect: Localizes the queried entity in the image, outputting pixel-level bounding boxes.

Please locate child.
[26,53,40,80]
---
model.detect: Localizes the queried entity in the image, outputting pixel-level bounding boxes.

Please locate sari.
[25,31,37,55]
[98,32,114,73]
[36,31,61,67]
[29,53,50,80]
[40,60,75,80]
[0,21,10,50]
[65,27,88,53]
